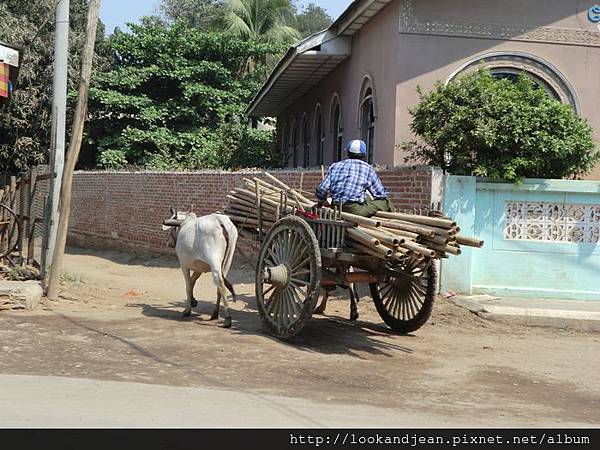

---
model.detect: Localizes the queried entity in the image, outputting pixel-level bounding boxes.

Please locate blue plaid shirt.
[315,159,390,204]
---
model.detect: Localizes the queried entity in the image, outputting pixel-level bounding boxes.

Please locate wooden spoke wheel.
[369,258,436,334]
[0,204,20,259]
[255,216,321,340]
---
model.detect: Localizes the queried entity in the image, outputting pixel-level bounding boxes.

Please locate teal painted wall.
[442,177,600,300]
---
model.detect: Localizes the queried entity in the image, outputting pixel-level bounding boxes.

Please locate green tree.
[295,3,332,38]
[159,0,226,30]
[86,20,281,170]
[225,0,300,45]
[403,70,599,183]
[0,0,109,178]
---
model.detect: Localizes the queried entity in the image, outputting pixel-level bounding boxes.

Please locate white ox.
[163,208,238,328]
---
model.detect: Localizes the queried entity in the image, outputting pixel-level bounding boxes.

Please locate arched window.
[446,52,580,112]
[314,104,324,166]
[490,69,560,100]
[302,114,310,168]
[360,86,376,164]
[330,94,343,162]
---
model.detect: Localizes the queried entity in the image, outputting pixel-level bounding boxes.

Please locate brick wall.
[67,166,442,254]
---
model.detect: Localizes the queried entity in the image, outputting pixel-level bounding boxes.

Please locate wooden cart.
[247,205,437,340]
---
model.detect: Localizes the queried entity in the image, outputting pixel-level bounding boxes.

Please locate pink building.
[247,0,600,179]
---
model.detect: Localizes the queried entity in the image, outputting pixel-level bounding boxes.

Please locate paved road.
[0,374,460,428]
[1,249,599,428]
[1,373,580,428]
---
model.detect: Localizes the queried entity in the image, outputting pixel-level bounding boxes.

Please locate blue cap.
[346,140,367,155]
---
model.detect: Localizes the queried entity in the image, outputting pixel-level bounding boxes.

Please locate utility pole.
[46,0,102,300]
[45,0,70,278]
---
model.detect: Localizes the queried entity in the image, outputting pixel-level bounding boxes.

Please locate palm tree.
[225,0,301,45]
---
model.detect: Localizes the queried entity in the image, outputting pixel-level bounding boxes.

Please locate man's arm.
[315,168,333,202]
[366,167,390,199]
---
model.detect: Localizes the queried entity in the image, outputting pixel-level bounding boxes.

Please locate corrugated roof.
[247,0,393,117]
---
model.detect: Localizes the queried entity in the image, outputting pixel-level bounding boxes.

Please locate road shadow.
[65,245,256,284]
[66,245,258,275]
[66,246,180,269]
[128,293,414,360]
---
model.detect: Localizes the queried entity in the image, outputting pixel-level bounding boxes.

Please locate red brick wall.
[67,166,440,253]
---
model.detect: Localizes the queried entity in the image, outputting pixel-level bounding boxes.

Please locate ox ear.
[162,224,170,231]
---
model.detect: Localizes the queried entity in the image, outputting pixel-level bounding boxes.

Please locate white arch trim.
[356,73,378,127]
[445,51,580,114]
[329,92,343,133]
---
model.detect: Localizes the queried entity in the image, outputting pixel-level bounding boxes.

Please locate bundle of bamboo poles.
[222,172,484,263]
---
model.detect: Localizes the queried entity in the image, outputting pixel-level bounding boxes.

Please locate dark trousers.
[342,198,394,218]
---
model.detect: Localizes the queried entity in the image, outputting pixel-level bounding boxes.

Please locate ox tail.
[217,215,238,299]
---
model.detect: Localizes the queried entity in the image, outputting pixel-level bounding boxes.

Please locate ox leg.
[349,284,359,321]
[182,268,195,317]
[189,271,201,308]
[212,270,232,328]
[314,289,329,315]
[210,292,221,321]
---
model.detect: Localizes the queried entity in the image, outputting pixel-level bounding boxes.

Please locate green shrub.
[403,69,599,182]
[222,124,276,169]
[98,149,128,169]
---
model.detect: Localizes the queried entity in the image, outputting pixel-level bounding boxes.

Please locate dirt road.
[1,247,599,427]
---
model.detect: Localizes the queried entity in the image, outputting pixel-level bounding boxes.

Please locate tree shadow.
[127,293,414,360]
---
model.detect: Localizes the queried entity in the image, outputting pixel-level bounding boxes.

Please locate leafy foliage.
[295,3,333,38]
[159,0,227,31]
[403,70,599,182]
[0,0,109,178]
[87,20,282,170]
[225,0,300,45]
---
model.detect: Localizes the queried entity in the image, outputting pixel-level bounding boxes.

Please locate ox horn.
[163,219,183,227]
[170,206,176,216]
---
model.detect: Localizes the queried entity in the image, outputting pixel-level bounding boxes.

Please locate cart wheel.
[369,258,436,334]
[255,216,321,340]
[0,204,20,259]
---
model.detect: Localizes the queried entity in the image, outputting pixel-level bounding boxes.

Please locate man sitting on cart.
[315,140,394,217]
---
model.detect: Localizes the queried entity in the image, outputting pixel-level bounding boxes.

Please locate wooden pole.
[46,0,102,300]
[18,173,26,256]
[26,167,37,263]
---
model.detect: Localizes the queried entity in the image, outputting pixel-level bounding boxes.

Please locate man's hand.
[315,199,331,208]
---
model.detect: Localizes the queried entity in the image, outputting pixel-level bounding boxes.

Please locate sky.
[100,0,352,34]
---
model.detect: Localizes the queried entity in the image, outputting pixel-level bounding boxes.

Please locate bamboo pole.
[227,214,275,227]
[347,227,380,247]
[375,211,456,229]
[336,210,381,228]
[418,234,450,246]
[262,172,312,205]
[400,240,436,257]
[377,226,419,240]
[349,241,392,259]
[456,235,484,248]
[427,242,462,256]
[379,219,435,238]
[390,219,458,237]
[361,227,402,247]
